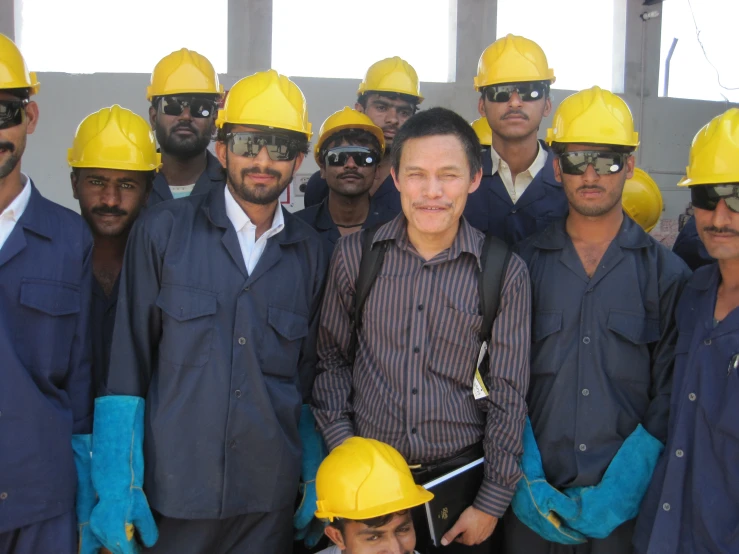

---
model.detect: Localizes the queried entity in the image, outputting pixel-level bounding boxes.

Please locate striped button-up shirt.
[312,214,531,517]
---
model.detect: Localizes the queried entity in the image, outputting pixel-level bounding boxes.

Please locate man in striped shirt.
[312,107,531,553]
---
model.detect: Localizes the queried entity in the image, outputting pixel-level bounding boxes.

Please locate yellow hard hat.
[471,117,492,146]
[623,168,663,233]
[546,86,639,148]
[216,69,312,138]
[0,34,39,95]
[68,105,161,172]
[357,57,423,102]
[474,34,555,90]
[314,107,385,164]
[146,48,224,101]
[678,108,739,187]
[314,437,434,522]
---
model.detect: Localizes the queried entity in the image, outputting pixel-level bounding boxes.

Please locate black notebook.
[420,457,485,546]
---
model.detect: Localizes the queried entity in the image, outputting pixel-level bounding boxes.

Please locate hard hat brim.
[314,485,434,522]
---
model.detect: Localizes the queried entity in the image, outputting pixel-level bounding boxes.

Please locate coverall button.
[512,210,517,214]
[581,389,590,396]
[244,286,250,291]
[412,388,418,395]
[235,390,242,398]
[238,337,246,345]
[688,393,696,401]
[413,346,420,353]
[411,428,417,434]
[663,503,671,511]
[676,449,684,458]
[579,444,587,452]
[0,492,7,500]
[417,304,424,311]
[704,339,711,346]
[230,440,237,449]
[582,336,590,344]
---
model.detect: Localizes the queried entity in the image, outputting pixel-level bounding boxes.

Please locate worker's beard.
[157,122,212,160]
[227,162,294,206]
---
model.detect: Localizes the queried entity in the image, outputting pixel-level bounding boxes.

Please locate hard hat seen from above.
[622,168,663,233]
[357,56,423,102]
[0,33,39,95]
[474,34,555,90]
[147,48,224,100]
[678,108,739,187]
[68,105,161,172]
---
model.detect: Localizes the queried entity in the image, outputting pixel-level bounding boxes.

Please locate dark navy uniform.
[0,182,93,553]
[672,216,713,271]
[105,184,327,552]
[505,215,690,553]
[464,141,568,245]
[634,263,739,554]
[90,276,119,394]
[303,170,401,216]
[147,150,225,208]
[295,197,396,259]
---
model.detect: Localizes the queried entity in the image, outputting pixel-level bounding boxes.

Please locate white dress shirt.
[490,143,548,203]
[0,174,31,251]
[224,184,285,274]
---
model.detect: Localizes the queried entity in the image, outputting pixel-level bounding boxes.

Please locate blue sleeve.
[304,171,329,208]
[672,217,713,271]
[104,218,163,398]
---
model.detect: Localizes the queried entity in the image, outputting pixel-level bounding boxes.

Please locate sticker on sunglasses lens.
[609,163,621,172]
[529,90,540,99]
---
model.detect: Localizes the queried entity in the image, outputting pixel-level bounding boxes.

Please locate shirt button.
[676,449,684,458]
[688,393,696,401]
[581,389,590,396]
[0,492,7,500]
[235,390,242,398]
[423,265,430,270]
[579,444,587,452]
[412,388,418,395]
[244,286,250,291]
[582,336,591,344]
[417,304,424,311]
[512,209,517,214]
[238,337,246,345]
[411,428,417,434]
[704,339,712,346]
[413,346,420,354]
[230,440,237,449]
[586,288,593,293]
[663,502,671,512]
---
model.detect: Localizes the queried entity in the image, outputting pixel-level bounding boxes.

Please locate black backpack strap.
[348,227,388,363]
[478,234,512,344]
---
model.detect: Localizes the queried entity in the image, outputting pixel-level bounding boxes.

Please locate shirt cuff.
[473,476,515,518]
[321,419,355,451]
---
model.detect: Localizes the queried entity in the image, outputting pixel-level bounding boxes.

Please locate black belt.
[409,443,484,485]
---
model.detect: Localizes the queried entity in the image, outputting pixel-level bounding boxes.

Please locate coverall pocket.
[531,310,563,375]
[260,305,309,378]
[606,310,660,384]
[156,285,217,367]
[16,279,80,372]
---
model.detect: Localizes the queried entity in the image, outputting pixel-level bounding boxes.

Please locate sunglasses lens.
[559,152,625,175]
[325,147,378,167]
[229,133,298,161]
[519,83,545,101]
[161,97,215,118]
[160,97,183,116]
[485,83,546,103]
[0,101,25,130]
[692,185,739,213]
[485,86,513,103]
[189,98,215,118]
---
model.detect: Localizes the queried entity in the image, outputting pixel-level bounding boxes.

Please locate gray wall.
[3,0,736,238]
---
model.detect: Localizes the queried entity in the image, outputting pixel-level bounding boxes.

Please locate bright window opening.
[15,0,228,74]
[496,0,625,92]
[271,0,457,83]
[659,0,739,103]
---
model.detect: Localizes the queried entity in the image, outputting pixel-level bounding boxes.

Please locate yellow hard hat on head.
[68,105,161,172]
[357,57,423,102]
[216,69,312,138]
[678,108,739,187]
[0,34,39,95]
[314,107,385,164]
[623,168,663,233]
[546,86,639,148]
[147,48,224,100]
[471,117,492,146]
[474,34,554,90]
[314,437,434,522]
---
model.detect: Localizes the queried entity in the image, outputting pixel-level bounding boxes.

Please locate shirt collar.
[532,212,653,251]
[489,141,547,177]
[1,173,31,223]
[223,184,285,238]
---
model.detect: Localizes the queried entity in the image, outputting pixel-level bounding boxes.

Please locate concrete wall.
[3,0,736,240]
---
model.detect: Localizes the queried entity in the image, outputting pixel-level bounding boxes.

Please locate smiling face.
[0,90,37,180]
[694,191,739,261]
[392,134,481,239]
[324,512,416,554]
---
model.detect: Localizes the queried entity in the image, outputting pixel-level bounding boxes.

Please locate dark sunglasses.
[483,82,548,103]
[159,96,216,118]
[558,151,626,176]
[227,132,301,161]
[0,99,28,130]
[324,146,379,167]
[691,184,739,213]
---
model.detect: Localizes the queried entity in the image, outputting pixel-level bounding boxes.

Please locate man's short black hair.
[216,123,310,155]
[391,107,482,179]
[328,510,408,537]
[72,167,156,192]
[550,142,636,156]
[318,128,382,166]
[357,91,420,113]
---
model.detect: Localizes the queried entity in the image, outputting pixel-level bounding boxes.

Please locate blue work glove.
[511,417,587,545]
[564,424,664,538]
[294,405,328,544]
[73,434,104,554]
[89,396,158,554]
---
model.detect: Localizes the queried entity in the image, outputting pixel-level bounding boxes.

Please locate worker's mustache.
[0,141,15,152]
[577,185,606,192]
[241,167,282,180]
[338,170,362,179]
[502,110,528,120]
[171,123,198,135]
[703,225,739,236]
[92,205,127,216]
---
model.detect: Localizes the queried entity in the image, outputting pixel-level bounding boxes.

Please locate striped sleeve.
[474,253,531,517]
